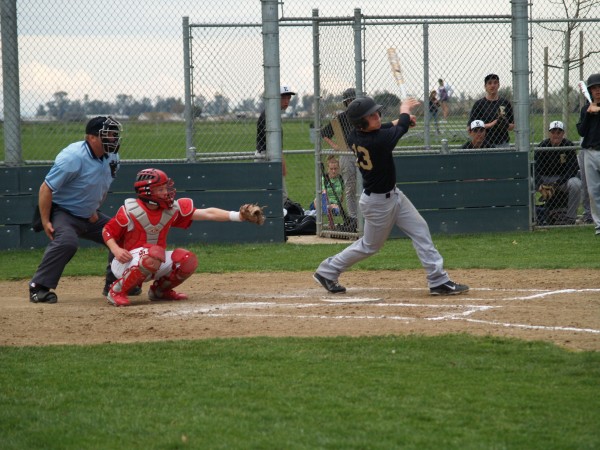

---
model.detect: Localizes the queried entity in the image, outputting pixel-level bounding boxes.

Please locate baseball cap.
[548,120,564,131]
[280,85,296,96]
[484,73,499,83]
[470,120,485,130]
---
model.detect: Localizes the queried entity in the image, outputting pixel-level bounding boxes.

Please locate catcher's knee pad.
[171,248,198,276]
[140,245,165,273]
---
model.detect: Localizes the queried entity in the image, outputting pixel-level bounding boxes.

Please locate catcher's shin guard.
[107,264,154,307]
[149,248,197,301]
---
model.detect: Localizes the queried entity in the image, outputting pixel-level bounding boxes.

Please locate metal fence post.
[182,16,196,162]
[261,0,282,165]
[1,0,22,166]
[353,8,364,234]
[312,8,323,235]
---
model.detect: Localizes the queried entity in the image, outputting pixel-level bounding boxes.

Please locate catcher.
[102,168,264,307]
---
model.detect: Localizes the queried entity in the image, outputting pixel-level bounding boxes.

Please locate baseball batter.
[313,96,469,296]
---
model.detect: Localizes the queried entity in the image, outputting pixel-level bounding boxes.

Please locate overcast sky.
[2,0,597,117]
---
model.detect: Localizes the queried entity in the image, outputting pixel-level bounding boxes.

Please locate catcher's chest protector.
[124,198,177,245]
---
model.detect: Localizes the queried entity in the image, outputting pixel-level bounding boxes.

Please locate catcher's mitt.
[239,203,265,225]
[539,184,555,201]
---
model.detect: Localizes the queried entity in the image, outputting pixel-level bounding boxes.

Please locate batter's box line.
[457,318,600,335]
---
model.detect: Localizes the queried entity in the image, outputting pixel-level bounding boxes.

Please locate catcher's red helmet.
[134,168,176,209]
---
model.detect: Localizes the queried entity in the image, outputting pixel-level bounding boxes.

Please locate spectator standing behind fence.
[428,90,440,134]
[256,85,295,205]
[469,74,514,148]
[320,87,359,231]
[461,120,491,149]
[535,121,583,225]
[576,73,600,235]
[28,116,124,304]
[312,96,469,297]
[437,79,451,122]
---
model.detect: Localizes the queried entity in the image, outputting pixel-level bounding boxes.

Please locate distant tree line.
[36,91,186,120]
[35,85,581,122]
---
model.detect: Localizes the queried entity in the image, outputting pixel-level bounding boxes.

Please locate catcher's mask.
[86,116,122,155]
[346,96,382,130]
[134,168,176,209]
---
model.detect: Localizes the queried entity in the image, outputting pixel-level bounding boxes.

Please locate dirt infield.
[1,269,598,351]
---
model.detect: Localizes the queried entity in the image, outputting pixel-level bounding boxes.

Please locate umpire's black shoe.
[313,272,346,294]
[429,280,469,296]
[29,282,58,304]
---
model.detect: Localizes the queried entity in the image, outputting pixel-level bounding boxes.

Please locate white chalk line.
[157,288,600,335]
[457,318,600,334]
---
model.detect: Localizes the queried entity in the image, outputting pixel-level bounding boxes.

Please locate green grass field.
[1,227,599,448]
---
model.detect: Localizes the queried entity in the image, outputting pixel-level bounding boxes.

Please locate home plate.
[321,297,382,303]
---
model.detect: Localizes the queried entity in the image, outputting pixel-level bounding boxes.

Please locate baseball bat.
[578,80,593,104]
[386,47,407,100]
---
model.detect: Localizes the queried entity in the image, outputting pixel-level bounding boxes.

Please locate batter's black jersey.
[347,114,411,193]
[469,97,514,146]
[534,138,579,185]
[577,102,600,149]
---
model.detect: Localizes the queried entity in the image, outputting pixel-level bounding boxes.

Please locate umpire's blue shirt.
[44,140,114,219]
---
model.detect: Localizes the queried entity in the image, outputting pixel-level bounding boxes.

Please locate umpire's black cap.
[86,116,118,135]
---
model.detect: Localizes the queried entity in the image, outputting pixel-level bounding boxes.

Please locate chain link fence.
[1,0,599,229]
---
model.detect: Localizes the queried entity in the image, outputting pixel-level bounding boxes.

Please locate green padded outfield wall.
[0,152,531,250]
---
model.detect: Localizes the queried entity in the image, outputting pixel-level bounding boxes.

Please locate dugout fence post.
[353,8,364,235]
[1,0,22,166]
[512,0,533,229]
[312,9,324,235]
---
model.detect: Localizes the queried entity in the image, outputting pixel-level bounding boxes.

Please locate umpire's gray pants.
[316,188,449,288]
[31,208,110,289]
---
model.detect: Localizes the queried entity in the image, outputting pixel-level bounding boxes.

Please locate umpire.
[29,116,125,304]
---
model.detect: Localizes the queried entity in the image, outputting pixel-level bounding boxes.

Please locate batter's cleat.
[313,272,346,294]
[106,289,131,307]
[148,287,188,301]
[430,280,469,296]
[102,284,142,297]
[29,283,58,304]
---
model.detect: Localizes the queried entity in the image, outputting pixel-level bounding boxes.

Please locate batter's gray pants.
[316,188,450,288]
[582,149,600,234]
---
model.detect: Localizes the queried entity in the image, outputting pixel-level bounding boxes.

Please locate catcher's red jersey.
[103,198,194,250]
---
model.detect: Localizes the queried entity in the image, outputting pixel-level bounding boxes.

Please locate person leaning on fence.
[535,120,583,225]
[468,73,514,148]
[576,73,600,235]
[256,85,295,205]
[28,116,127,304]
[461,120,491,149]
[320,87,359,231]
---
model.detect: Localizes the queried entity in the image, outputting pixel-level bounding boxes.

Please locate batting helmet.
[342,88,356,104]
[86,116,122,155]
[134,168,176,209]
[346,96,382,129]
[586,73,600,93]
